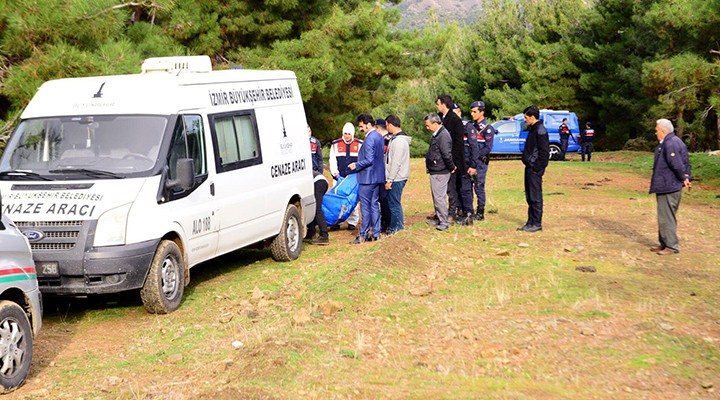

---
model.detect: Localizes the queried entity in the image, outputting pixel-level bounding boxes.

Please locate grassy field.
[9,152,720,399]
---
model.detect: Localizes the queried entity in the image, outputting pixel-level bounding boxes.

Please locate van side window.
[210,112,262,172]
[497,122,517,134]
[168,114,207,183]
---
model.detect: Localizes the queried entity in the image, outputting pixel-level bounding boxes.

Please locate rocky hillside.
[390,0,483,29]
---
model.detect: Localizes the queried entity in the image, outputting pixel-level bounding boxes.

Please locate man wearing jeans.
[384,115,412,234]
[650,118,691,255]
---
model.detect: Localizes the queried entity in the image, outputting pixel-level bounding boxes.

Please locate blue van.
[491,110,581,160]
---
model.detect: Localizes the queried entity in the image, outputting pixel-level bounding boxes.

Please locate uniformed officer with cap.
[580,122,594,162]
[308,125,323,173]
[470,100,495,221]
[451,102,479,225]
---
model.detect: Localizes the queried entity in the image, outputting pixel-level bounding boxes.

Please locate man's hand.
[467,167,477,176]
[683,178,692,190]
[348,163,356,171]
[385,181,392,190]
[451,167,457,174]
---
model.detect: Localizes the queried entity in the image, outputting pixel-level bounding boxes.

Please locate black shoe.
[517,224,529,231]
[474,208,485,221]
[426,219,439,227]
[458,212,473,226]
[329,224,340,231]
[347,224,356,230]
[523,225,543,233]
[311,236,329,245]
[350,236,365,245]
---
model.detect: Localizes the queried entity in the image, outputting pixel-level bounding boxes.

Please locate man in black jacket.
[424,113,456,231]
[518,105,550,232]
[649,118,691,255]
[436,95,472,224]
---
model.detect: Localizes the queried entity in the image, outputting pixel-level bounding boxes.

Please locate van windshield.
[0,115,168,180]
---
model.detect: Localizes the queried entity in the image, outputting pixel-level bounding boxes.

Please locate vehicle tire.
[270,204,303,262]
[0,301,33,394]
[549,143,561,161]
[140,240,185,314]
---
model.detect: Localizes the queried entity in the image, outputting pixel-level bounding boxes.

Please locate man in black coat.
[649,119,691,255]
[436,94,472,224]
[518,105,550,233]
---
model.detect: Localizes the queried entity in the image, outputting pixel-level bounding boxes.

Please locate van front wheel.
[549,144,561,161]
[0,301,32,394]
[141,240,185,314]
[270,204,303,261]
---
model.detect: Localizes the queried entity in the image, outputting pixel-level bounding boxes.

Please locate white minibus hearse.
[0,56,315,313]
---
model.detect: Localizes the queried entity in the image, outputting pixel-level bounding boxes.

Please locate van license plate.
[37,262,59,277]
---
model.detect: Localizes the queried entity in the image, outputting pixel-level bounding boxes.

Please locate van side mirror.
[166,158,195,191]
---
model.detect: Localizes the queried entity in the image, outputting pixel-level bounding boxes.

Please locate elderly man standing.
[424,113,456,231]
[650,119,691,255]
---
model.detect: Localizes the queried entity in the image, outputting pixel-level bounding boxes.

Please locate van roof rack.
[141,56,212,74]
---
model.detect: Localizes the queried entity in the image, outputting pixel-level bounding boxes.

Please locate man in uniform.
[580,121,594,162]
[305,170,330,245]
[558,118,571,161]
[470,100,495,221]
[308,125,323,173]
[518,105,550,233]
[329,122,362,230]
[452,103,480,225]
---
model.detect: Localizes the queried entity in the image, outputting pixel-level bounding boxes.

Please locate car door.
[492,120,523,154]
[164,114,219,266]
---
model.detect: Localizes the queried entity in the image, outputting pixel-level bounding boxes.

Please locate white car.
[0,208,42,393]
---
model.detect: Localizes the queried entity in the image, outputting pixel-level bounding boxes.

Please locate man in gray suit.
[424,113,456,231]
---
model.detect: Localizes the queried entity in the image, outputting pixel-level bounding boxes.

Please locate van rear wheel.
[549,144,561,161]
[141,240,185,314]
[270,204,303,261]
[0,301,32,394]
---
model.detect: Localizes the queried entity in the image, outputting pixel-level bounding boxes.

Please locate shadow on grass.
[586,217,655,247]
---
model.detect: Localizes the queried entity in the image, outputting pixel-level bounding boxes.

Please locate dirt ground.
[8,153,720,399]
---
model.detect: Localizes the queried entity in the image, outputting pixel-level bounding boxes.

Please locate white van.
[0,56,315,313]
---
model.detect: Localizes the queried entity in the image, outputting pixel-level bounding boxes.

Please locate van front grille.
[14,220,85,252]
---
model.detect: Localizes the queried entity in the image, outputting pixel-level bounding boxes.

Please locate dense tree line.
[1,0,718,153]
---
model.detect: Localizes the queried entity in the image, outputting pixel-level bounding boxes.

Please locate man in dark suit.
[436,94,472,224]
[349,113,386,243]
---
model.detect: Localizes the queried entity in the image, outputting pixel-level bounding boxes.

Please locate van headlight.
[94,203,131,247]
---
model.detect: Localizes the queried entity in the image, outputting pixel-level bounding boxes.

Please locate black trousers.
[560,137,569,160]
[307,178,329,238]
[524,167,544,227]
[581,142,593,161]
[379,185,391,232]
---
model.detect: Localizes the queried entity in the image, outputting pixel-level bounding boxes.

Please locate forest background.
[0,0,719,156]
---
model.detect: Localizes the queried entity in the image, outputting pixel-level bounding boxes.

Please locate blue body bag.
[321,174,359,225]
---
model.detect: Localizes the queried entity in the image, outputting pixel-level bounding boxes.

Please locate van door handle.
[210,182,215,196]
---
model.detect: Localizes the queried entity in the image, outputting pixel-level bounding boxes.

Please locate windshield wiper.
[49,168,125,179]
[0,170,53,181]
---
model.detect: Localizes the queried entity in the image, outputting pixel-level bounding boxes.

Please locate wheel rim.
[161,256,180,301]
[549,146,559,158]
[0,318,25,377]
[286,214,300,253]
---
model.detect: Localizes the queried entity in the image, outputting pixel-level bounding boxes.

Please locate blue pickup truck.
[491,110,581,160]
